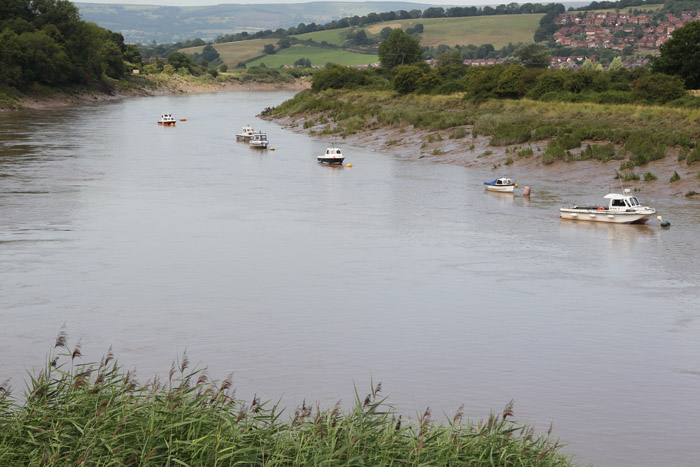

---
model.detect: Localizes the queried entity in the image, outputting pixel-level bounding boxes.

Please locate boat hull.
[158,122,175,126]
[236,134,251,141]
[317,157,344,164]
[559,208,654,224]
[484,184,515,193]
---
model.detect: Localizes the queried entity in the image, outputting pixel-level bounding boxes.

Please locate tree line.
[213,3,566,45]
[0,0,142,88]
[310,26,700,108]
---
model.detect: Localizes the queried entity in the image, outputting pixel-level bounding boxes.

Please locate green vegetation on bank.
[270,86,700,164]
[0,337,572,466]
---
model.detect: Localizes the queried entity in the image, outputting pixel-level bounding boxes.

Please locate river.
[1,91,699,466]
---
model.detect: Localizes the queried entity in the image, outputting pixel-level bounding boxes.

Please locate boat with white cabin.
[318,146,344,165]
[484,177,517,193]
[236,125,256,141]
[249,132,269,149]
[560,189,656,224]
[158,113,176,126]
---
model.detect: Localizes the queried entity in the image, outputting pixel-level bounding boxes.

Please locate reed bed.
[0,335,573,466]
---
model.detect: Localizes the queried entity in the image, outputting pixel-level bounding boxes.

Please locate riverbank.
[268,89,700,201]
[0,73,311,111]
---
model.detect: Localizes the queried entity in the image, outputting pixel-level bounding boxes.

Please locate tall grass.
[0,335,573,466]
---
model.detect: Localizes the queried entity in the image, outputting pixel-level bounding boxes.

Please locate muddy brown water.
[1,91,699,466]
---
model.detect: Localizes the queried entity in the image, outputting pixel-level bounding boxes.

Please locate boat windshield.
[630,197,640,206]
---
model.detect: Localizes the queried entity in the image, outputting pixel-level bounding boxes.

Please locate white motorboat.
[318,146,344,165]
[560,189,656,224]
[249,132,269,149]
[158,113,176,126]
[236,125,256,141]
[484,177,517,193]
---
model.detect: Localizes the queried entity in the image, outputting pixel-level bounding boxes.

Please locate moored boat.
[249,132,269,149]
[318,146,344,165]
[560,189,656,224]
[236,125,256,141]
[158,113,176,126]
[484,177,517,193]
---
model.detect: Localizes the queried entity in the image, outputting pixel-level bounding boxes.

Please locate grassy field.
[180,38,278,66]
[294,14,543,48]
[246,45,378,68]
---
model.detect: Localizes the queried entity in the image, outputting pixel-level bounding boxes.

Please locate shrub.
[643,172,658,181]
[670,171,681,182]
[631,74,686,104]
[620,160,635,170]
[580,143,617,162]
[542,142,565,165]
[517,147,533,158]
[449,127,468,139]
[623,171,640,181]
[686,146,700,165]
[490,122,532,146]
[505,157,514,165]
[556,133,581,151]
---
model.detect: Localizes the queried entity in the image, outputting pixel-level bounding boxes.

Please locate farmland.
[294,14,544,48]
[180,38,278,66]
[246,45,378,68]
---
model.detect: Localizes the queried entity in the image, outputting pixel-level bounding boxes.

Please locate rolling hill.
[76,1,435,43]
[294,14,544,48]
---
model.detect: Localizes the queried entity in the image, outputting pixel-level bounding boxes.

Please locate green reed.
[0,335,572,466]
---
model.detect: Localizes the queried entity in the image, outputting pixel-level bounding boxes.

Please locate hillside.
[75,1,435,43]
[248,46,378,68]
[294,14,544,48]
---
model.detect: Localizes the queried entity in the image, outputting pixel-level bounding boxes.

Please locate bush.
[542,141,565,165]
[643,171,658,181]
[686,146,700,165]
[631,74,686,104]
[312,65,370,92]
[517,147,533,158]
[556,133,581,151]
[490,122,532,146]
[670,171,681,182]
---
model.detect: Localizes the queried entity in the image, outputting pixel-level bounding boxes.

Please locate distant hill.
[75,2,436,43]
[294,14,543,48]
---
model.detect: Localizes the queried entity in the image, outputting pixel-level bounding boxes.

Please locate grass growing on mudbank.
[270,89,700,165]
[0,335,572,466]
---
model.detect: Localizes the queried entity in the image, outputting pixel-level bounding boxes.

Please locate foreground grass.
[0,336,572,466]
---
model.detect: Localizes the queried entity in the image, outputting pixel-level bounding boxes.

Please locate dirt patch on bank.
[274,112,700,201]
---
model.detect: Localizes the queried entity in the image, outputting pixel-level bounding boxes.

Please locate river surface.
[2,91,700,466]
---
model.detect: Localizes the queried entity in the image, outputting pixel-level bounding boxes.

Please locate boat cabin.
[326,148,342,157]
[604,190,643,211]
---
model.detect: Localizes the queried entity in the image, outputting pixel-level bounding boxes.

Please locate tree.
[512,43,551,69]
[392,65,424,94]
[294,57,311,68]
[263,44,275,55]
[219,64,228,72]
[653,21,700,88]
[608,56,624,72]
[379,27,393,40]
[378,28,423,70]
[166,52,192,71]
[201,44,219,63]
[277,38,291,49]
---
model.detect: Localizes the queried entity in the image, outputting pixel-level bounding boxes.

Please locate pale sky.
[77,1,497,7]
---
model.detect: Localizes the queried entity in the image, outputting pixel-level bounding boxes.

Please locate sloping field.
[246,45,378,68]
[180,38,278,66]
[294,14,543,48]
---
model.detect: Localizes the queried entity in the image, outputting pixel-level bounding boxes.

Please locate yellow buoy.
[180,118,187,121]
[346,163,352,167]
[270,147,275,151]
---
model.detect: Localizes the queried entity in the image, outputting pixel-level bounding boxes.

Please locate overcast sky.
[77,1,497,7]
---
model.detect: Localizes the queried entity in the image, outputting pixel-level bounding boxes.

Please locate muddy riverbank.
[274,112,700,203]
